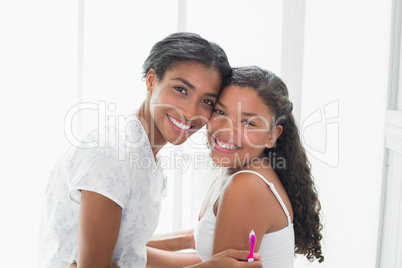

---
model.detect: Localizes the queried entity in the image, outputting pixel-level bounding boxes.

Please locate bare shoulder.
[220,168,272,207]
[229,159,278,188]
[229,170,269,192]
[247,159,283,185]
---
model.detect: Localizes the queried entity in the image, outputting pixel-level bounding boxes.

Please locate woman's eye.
[174,86,187,95]
[202,99,214,106]
[242,120,255,126]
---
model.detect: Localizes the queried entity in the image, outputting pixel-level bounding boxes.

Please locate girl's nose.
[213,116,239,139]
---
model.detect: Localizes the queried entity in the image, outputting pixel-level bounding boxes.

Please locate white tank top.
[194,170,295,268]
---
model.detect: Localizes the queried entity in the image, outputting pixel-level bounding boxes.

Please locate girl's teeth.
[168,115,191,130]
[215,138,239,150]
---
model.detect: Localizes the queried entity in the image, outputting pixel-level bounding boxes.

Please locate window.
[378,0,402,266]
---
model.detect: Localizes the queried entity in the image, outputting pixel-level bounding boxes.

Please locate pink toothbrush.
[248,229,256,262]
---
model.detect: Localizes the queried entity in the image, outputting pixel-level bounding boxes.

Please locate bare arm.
[212,173,273,255]
[184,249,262,268]
[153,173,267,268]
[146,229,195,251]
[77,190,122,268]
[146,247,201,268]
[145,247,262,268]
[70,263,120,268]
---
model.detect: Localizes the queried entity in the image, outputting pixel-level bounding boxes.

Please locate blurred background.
[0,0,400,267]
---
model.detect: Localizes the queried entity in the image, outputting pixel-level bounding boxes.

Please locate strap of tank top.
[233,170,292,226]
[209,176,232,210]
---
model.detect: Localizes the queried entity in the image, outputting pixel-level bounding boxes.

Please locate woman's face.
[207,85,282,168]
[147,61,222,145]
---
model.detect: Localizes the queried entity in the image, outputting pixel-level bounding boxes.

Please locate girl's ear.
[146,69,157,92]
[266,125,283,148]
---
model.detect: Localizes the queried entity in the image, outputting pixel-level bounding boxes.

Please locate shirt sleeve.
[68,144,135,209]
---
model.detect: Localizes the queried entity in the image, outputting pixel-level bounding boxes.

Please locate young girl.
[39,33,262,268]
[195,66,324,267]
[147,66,324,267]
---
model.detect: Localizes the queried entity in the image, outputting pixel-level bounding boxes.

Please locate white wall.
[0,1,78,266]
[296,0,391,267]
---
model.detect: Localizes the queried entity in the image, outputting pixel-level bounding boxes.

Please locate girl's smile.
[212,134,241,154]
[208,85,282,168]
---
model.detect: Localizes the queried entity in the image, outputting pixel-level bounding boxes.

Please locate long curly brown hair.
[225,66,324,263]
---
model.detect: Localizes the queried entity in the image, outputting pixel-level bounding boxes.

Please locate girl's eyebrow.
[216,101,261,118]
[216,101,226,108]
[241,112,260,117]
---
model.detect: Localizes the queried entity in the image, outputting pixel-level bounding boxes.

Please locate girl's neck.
[227,156,271,175]
[135,97,167,157]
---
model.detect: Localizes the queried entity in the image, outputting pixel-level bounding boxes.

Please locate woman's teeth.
[215,137,239,150]
[168,115,191,130]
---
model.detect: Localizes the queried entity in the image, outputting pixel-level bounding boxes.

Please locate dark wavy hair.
[142,32,231,89]
[226,66,324,263]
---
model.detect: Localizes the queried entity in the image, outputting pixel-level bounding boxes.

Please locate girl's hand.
[185,249,262,268]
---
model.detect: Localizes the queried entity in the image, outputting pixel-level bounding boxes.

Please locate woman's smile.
[167,114,194,133]
[147,61,222,146]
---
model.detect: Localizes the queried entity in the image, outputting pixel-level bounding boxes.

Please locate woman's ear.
[146,69,157,92]
[266,125,283,149]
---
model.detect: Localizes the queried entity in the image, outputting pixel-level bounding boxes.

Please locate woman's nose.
[184,105,198,122]
[180,103,203,126]
[183,100,217,126]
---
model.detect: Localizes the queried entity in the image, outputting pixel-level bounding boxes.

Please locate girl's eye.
[174,86,187,95]
[202,99,215,106]
[213,109,225,115]
[242,120,255,126]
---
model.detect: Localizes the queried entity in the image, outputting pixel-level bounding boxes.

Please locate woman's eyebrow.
[172,77,218,98]
[171,77,195,90]
[205,93,218,98]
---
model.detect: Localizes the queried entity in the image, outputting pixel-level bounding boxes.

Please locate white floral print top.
[38,116,166,268]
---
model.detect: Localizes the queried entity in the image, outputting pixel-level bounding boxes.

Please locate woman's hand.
[185,249,262,268]
[208,249,262,268]
[70,262,120,268]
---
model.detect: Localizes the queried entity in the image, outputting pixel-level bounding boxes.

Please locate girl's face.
[147,61,222,145]
[207,85,282,168]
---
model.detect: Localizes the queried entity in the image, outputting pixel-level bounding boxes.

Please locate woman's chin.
[164,134,188,146]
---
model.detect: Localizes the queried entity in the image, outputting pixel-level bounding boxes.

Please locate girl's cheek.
[243,132,261,149]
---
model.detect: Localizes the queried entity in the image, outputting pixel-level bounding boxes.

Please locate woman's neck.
[135,97,167,157]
